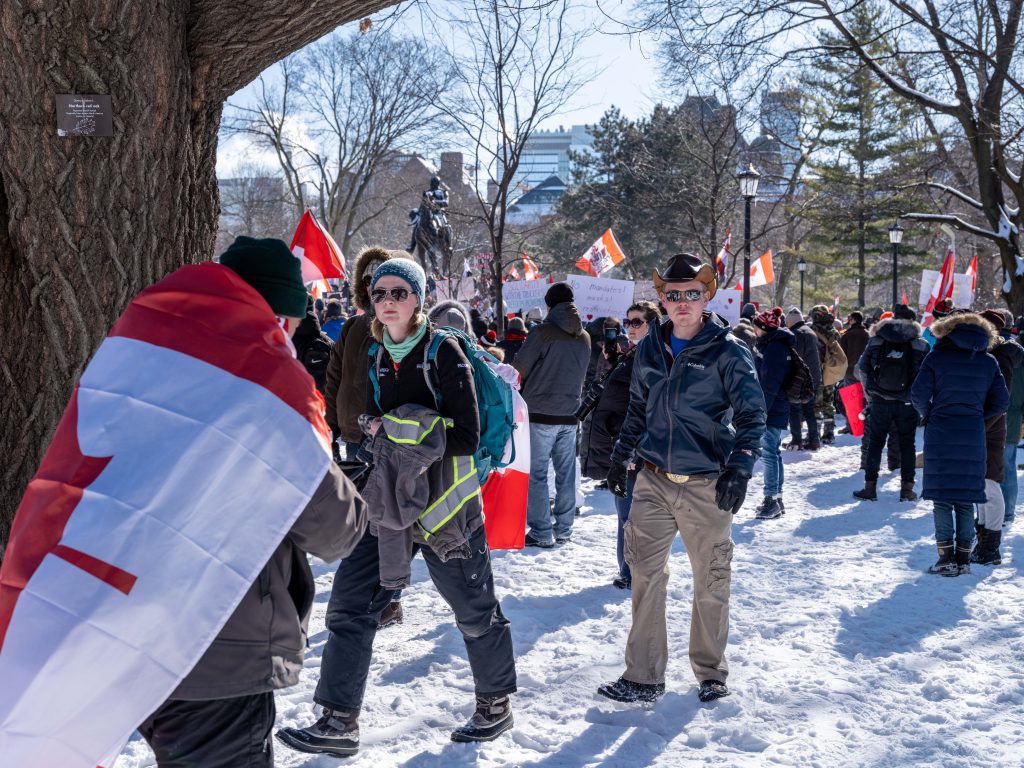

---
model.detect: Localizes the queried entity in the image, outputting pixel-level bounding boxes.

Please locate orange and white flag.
[965,254,978,293]
[522,254,540,281]
[748,249,775,287]
[576,229,626,276]
[290,210,346,283]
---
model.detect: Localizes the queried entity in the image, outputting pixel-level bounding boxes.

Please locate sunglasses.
[623,317,648,328]
[371,288,412,304]
[662,289,706,303]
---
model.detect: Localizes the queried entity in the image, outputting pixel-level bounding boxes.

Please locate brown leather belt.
[642,460,692,484]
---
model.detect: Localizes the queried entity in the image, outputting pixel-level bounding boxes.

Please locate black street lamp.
[798,256,807,312]
[889,221,904,308]
[737,165,761,306]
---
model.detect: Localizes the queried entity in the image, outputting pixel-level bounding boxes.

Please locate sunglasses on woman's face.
[623,317,648,328]
[370,288,412,304]
[662,288,706,303]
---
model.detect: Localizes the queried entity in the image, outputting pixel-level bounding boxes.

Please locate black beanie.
[545,281,574,308]
[219,236,308,317]
[893,304,916,320]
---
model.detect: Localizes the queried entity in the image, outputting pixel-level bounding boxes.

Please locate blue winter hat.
[370,257,426,306]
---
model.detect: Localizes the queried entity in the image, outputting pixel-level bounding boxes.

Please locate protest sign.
[502,279,550,314]
[918,270,973,309]
[566,275,634,321]
[707,287,742,325]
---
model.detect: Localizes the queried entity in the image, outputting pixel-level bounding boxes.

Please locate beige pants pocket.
[707,539,733,593]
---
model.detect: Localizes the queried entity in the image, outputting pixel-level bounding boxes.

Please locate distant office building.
[745,89,802,198]
[506,175,567,226]
[504,125,594,194]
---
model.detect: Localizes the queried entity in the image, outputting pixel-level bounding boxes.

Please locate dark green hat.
[219,236,307,317]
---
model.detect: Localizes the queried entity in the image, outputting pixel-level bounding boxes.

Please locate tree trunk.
[0,0,395,559]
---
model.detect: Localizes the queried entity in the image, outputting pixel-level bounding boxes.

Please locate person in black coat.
[785,307,823,449]
[751,307,796,520]
[293,297,335,394]
[498,316,528,364]
[911,312,1009,576]
[579,301,659,589]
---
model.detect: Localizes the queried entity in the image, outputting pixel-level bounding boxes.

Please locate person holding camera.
[580,301,661,589]
[599,253,766,706]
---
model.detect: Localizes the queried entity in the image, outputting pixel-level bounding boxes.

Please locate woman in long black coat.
[911,312,1008,576]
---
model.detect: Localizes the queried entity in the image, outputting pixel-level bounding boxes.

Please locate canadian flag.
[505,264,520,282]
[481,387,530,549]
[522,254,540,281]
[290,210,346,283]
[965,254,978,293]
[0,264,331,767]
[308,278,332,300]
[715,228,731,279]
[748,249,775,288]
[922,248,956,327]
[576,228,626,276]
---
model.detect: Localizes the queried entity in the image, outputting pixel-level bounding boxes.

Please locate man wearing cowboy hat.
[599,252,766,705]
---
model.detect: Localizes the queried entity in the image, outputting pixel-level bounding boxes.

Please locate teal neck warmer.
[383,321,428,363]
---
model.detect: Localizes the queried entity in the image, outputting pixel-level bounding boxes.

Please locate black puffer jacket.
[789,320,822,391]
[611,314,766,476]
[580,347,636,480]
[293,311,334,394]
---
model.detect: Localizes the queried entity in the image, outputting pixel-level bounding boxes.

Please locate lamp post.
[798,257,807,313]
[737,165,761,306]
[889,221,904,308]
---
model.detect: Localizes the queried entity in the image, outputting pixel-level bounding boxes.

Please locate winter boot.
[276,708,360,757]
[697,680,730,702]
[899,481,918,502]
[597,677,665,704]
[804,440,821,451]
[821,420,835,445]
[853,479,877,501]
[972,529,1003,565]
[954,543,972,576]
[927,541,957,575]
[377,601,403,629]
[755,497,784,520]
[784,439,804,451]
[451,694,514,742]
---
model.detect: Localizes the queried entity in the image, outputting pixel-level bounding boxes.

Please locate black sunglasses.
[370,288,412,304]
[623,317,648,328]
[663,288,706,303]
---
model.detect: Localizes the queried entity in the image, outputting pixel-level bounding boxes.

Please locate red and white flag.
[922,248,956,327]
[965,254,978,293]
[481,388,530,550]
[902,290,909,306]
[309,278,332,300]
[505,264,520,282]
[522,254,540,281]
[576,228,626,276]
[715,228,731,279]
[748,249,775,288]
[0,263,332,767]
[291,210,346,283]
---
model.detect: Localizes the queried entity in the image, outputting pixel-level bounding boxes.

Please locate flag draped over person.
[576,228,626,276]
[290,210,346,284]
[0,263,332,768]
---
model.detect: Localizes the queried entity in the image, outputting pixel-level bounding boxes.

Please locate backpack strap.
[422,328,448,409]
[368,341,383,411]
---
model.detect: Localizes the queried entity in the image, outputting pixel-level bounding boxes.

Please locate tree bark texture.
[0,0,394,559]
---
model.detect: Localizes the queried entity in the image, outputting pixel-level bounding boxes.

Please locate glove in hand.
[607,463,629,498]
[715,468,750,515]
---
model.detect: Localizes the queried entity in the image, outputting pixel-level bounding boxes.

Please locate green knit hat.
[219,236,307,317]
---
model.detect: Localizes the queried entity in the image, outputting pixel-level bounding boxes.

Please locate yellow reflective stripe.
[383,414,451,445]
[419,467,479,534]
[423,488,481,540]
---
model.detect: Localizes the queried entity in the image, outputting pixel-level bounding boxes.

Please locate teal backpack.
[368,327,516,483]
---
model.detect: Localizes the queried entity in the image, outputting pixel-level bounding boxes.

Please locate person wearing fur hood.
[852,305,930,502]
[324,246,403,459]
[911,312,1009,576]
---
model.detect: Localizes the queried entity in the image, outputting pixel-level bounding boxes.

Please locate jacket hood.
[428,300,473,333]
[758,326,795,348]
[353,246,405,311]
[931,312,999,352]
[547,302,584,336]
[869,317,922,343]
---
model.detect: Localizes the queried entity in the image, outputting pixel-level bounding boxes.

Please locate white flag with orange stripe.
[576,228,626,276]
[748,249,775,287]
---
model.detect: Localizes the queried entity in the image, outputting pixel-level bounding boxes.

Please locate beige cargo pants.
[622,468,733,685]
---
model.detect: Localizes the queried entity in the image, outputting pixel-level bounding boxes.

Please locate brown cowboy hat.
[652,252,717,299]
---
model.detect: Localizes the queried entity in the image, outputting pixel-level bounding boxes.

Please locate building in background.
[504,125,594,195]
[506,175,567,227]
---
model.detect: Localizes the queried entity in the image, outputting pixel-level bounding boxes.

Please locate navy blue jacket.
[911,314,1009,503]
[611,313,766,476]
[755,327,797,429]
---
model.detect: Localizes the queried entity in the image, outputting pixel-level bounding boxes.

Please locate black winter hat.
[545,281,574,308]
[893,304,916,320]
[219,236,307,317]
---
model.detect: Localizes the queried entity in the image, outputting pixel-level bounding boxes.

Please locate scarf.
[383,321,428,363]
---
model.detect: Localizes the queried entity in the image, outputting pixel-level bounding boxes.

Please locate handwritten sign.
[502,279,550,314]
[918,270,973,309]
[566,275,634,322]
[56,94,113,137]
[707,287,742,326]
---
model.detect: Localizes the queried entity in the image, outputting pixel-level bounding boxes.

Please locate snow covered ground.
[116,435,1024,767]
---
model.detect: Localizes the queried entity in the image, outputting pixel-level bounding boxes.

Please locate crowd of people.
[68,236,1017,766]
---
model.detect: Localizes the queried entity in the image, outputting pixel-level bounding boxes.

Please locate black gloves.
[607,463,629,498]
[715,468,750,515]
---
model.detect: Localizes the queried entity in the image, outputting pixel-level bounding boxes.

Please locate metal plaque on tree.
[56,94,113,137]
